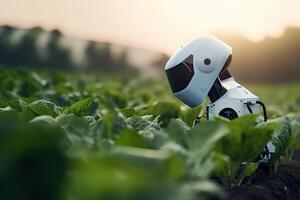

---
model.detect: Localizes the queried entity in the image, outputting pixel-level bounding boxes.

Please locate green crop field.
[0,66,300,200]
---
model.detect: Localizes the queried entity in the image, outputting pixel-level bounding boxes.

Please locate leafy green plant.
[266,117,292,173]
[0,67,299,200]
[212,115,274,188]
[287,113,300,159]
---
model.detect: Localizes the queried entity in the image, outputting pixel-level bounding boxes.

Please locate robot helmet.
[165,35,232,107]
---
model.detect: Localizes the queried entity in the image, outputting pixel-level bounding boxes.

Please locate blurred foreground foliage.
[0,67,300,200]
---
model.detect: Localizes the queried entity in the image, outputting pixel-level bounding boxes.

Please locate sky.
[0,0,300,54]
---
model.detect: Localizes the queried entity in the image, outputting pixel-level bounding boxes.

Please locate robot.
[165,35,274,161]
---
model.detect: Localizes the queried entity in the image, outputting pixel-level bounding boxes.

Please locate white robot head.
[165,35,232,107]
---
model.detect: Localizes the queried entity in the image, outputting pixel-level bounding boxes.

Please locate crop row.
[0,67,299,200]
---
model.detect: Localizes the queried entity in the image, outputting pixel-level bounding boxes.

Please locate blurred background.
[1,2,300,200]
[0,0,300,82]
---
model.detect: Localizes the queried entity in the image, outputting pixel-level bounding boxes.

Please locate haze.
[0,0,300,54]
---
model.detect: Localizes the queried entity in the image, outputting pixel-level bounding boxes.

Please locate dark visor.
[219,55,232,80]
[165,55,194,93]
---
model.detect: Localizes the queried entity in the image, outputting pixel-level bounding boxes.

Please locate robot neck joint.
[208,78,227,103]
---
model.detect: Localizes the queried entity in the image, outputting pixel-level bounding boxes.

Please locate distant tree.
[12,27,42,67]
[85,42,113,71]
[102,43,113,69]
[117,49,129,71]
[0,26,14,65]
[85,41,138,74]
[46,29,72,69]
[115,49,138,74]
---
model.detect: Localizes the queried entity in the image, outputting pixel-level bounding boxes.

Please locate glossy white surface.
[165,35,232,107]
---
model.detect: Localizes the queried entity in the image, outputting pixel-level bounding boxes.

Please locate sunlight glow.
[0,0,299,53]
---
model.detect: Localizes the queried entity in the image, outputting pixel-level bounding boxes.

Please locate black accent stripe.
[219,55,232,80]
[219,69,232,80]
[165,55,194,93]
[208,78,227,103]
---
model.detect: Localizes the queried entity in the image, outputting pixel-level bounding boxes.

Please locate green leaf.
[187,121,228,151]
[29,100,61,117]
[65,97,98,116]
[120,108,137,117]
[7,99,28,112]
[185,121,228,177]
[116,128,149,148]
[30,115,58,126]
[83,115,96,126]
[18,106,36,122]
[290,114,300,150]
[159,142,188,158]
[211,152,230,179]
[215,115,273,163]
[55,113,77,126]
[212,115,274,188]
[67,151,179,200]
[269,117,292,165]
[0,119,67,200]
[243,162,259,177]
[0,107,13,112]
[62,115,96,149]
[93,110,130,139]
[127,115,160,139]
[147,101,181,127]
[0,107,19,121]
[112,146,186,182]
[163,119,190,148]
[237,162,259,185]
[111,146,184,180]
[180,106,202,127]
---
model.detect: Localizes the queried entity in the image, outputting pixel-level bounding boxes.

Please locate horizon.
[1,24,300,56]
[0,0,300,54]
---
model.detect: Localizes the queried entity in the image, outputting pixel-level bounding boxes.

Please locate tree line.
[0,25,137,74]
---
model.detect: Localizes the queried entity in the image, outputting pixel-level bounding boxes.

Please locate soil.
[228,152,300,200]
